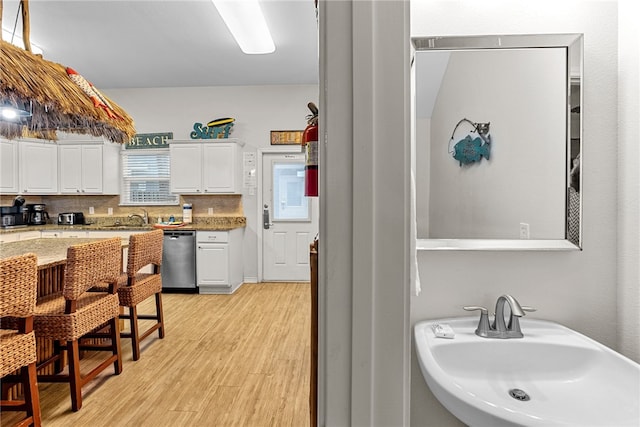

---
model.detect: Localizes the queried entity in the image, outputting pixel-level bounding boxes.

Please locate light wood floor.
[2,282,311,427]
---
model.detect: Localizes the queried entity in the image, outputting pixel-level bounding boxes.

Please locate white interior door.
[262,152,318,281]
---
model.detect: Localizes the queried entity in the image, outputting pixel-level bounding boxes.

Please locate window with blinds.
[120,149,179,205]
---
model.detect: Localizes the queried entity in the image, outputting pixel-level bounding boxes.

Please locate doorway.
[260,151,319,282]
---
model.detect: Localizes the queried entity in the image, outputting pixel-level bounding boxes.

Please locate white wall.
[421,49,566,239]
[410,1,621,426]
[104,84,318,282]
[617,0,640,362]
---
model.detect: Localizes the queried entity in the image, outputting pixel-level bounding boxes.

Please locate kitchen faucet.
[464,294,536,339]
[128,209,148,225]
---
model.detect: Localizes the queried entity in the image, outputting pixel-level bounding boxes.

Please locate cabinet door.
[196,243,229,286]
[59,145,83,193]
[102,143,121,194]
[59,145,103,193]
[202,143,236,193]
[41,231,62,238]
[80,145,103,193]
[170,144,202,193]
[0,233,19,244]
[20,142,58,194]
[18,231,41,241]
[0,139,19,194]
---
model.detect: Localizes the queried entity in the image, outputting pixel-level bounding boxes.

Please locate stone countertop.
[0,238,125,267]
[0,216,246,234]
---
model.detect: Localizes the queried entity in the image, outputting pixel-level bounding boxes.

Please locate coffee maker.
[26,203,50,225]
[0,196,28,227]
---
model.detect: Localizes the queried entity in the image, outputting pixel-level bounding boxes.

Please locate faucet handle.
[464,306,491,337]
[463,306,488,314]
[521,306,537,313]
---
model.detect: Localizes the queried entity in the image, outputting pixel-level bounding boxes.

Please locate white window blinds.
[120,149,179,205]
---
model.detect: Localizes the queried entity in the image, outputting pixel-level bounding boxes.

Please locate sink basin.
[414,317,640,427]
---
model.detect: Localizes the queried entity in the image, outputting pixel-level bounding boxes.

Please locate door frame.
[257,146,306,283]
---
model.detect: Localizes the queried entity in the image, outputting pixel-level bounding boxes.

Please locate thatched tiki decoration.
[0,0,135,143]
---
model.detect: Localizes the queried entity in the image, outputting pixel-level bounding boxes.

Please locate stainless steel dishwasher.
[161,230,196,292]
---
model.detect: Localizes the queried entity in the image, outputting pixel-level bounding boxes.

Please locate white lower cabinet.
[40,231,63,238]
[18,231,41,241]
[0,233,19,244]
[196,228,243,294]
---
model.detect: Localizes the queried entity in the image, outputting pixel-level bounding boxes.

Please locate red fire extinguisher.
[302,102,319,197]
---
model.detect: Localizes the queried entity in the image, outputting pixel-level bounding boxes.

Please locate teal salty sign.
[127,132,173,149]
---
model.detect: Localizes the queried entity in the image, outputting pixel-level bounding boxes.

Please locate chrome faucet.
[464,294,536,339]
[128,209,148,226]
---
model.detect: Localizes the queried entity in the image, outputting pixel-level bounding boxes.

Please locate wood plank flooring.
[1,282,311,427]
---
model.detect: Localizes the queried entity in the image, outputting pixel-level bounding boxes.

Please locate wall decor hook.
[450,118,490,139]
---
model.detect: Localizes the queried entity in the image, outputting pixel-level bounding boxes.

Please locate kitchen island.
[0,238,125,297]
[0,237,127,395]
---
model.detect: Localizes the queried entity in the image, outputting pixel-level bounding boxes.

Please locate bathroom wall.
[104,84,318,281]
[410,1,620,426]
[617,0,640,363]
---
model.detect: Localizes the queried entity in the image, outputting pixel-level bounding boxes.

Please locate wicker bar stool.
[0,253,42,427]
[34,238,123,412]
[118,229,165,361]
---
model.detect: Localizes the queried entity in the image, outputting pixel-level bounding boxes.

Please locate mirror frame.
[412,34,583,251]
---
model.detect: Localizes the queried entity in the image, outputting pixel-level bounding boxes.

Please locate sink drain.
[509,388,530,401]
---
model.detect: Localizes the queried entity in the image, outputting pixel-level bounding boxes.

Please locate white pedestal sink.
[414,317,640,427]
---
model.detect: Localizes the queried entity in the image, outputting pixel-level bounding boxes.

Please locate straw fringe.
[0,39,135,143]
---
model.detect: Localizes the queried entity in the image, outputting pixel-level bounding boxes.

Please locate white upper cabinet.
[169,144,203,193]
[170,140,242,194]
[1,137,120,195]
[19,140,58,194]
[59,144,103,193]
[0,139,19,194]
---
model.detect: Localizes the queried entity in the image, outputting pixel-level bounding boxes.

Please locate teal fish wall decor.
[452,134,491,166]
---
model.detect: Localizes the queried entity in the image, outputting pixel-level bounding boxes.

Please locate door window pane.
[273,162,310,221]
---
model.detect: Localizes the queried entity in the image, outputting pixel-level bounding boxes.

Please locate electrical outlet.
[108,208,113,216]
[208,207,214,215]
[519,223,530,239]
[88,206,95,215]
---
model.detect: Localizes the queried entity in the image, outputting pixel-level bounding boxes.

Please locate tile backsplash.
[0,194,243,223]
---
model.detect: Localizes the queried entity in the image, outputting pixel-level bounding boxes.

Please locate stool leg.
[129,306,141,361]
[23,362,42,426]
[67,340,82,412]
[110,317,123,374]
[53,340,64,373]
[155,293,165,339]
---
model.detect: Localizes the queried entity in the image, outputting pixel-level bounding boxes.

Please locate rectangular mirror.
[412,34,583,250]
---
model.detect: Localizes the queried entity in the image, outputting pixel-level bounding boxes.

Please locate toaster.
[58,212,85,225]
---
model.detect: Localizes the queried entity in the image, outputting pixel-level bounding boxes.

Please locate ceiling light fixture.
[0,99,32,122]
[2,28,43,55]
[212,0,275,54]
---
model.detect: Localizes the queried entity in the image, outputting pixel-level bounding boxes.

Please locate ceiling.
[1,0,319,89]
